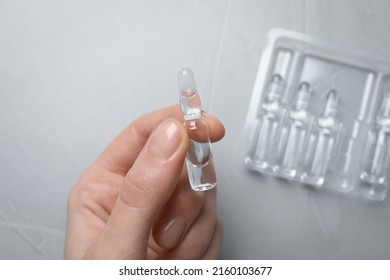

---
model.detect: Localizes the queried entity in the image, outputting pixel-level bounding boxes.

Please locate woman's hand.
[65,105,225,259]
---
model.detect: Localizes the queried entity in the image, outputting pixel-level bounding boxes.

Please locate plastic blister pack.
[244,29,390,201]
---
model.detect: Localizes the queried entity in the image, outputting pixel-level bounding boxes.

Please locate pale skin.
[65,105,225,259]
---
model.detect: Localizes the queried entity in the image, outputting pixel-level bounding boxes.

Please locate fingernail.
[150,120,182,159]
[158,218,186,249]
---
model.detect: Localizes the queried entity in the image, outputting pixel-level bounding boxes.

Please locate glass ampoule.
[360,90,390,185]
[274,82,312,178]
[178,68,216,191]
[246,74,285,171]
[301,90,340,186]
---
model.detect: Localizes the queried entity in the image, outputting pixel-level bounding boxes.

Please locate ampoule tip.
[297,82,311,103]
[267,74,284,99]
[323,90,339,116]
[271,73,283,85]
[178,68,197,97]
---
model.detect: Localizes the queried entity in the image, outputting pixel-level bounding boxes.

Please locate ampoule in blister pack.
[244,29,390,201]
[178,68,217,191]
[246,74,285,172]
[301,90,341,186]
[274,82,313,179]
[360,90,390,185]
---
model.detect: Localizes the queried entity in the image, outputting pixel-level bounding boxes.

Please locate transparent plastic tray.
[244,29,390,201]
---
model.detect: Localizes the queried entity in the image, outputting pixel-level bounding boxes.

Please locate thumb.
[87,118,188,259]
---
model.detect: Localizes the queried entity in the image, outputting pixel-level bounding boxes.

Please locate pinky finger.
[201,218,224,260]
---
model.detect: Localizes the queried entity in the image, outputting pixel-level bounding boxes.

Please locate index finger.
[94,105,225,176]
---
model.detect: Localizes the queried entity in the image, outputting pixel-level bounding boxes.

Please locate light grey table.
[1,0,390,259]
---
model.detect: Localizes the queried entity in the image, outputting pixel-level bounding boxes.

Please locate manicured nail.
[150,120,182,159]
[158,218,186,249]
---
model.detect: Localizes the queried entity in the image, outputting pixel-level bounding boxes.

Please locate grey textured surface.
[1,0,390,259]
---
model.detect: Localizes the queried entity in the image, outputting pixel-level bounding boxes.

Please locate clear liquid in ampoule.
[185,118,217,191]
[246,74,285,172]
[178,68,216,191]
[301,90,340,186]
[274,82,312,178]
[360,90,390,185]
